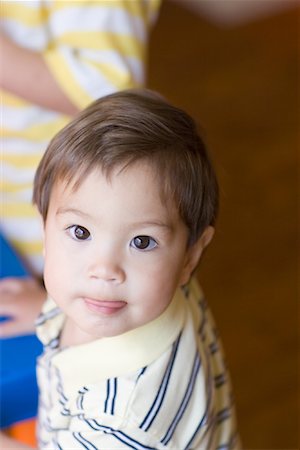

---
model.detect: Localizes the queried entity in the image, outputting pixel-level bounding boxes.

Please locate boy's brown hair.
[33,89,218,245]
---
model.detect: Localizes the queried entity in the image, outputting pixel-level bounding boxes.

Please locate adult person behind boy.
[0,89,240,449]
[0,0,161,337]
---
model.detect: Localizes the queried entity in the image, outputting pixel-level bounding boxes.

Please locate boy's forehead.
[53,162,158,195]
[50,163,178,218]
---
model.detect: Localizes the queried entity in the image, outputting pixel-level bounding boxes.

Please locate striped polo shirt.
[1,0,160,275]
[36,279,240,449]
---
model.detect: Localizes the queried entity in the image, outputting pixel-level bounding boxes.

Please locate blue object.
[0,233,27,324]
[0,233,28,279]
[0,233,43,428]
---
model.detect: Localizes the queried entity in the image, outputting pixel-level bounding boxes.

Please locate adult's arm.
[0,32,78,115]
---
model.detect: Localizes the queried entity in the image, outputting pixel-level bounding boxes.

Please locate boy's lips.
[83,297,127,315]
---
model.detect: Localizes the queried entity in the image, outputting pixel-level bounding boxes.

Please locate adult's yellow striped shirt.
[1,0,161,274]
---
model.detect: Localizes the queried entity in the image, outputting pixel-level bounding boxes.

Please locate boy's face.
[43,163,205,345]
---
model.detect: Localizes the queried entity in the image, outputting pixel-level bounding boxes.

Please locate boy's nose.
[88,259,125,284]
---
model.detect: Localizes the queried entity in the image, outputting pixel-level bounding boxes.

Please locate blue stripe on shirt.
[73,432,98,450]
[111,378,117,414]
[136,366,147,382]
[217,407,231,423]
[35,307,61,326]
[215,373,227,388]
[184,413,212,450]
[109,430,156,450]
[104,378,117,414]
[83,419,157,450]
[183,370,215,450]
[216,431,239,450]
[161,351,201,445]
[104,379,110,413]
[140,333,181,432]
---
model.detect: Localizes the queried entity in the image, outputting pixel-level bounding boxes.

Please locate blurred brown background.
[147,1,299,448]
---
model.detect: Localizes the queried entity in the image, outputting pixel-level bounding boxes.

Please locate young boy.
[1,90,240,449]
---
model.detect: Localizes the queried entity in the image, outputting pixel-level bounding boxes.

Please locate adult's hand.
[0,277,47,337]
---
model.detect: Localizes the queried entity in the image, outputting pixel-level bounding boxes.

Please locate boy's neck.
[60,317,95,347]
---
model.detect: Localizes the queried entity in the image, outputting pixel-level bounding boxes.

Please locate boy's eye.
[131,235,157,251]
[68,225,91,241]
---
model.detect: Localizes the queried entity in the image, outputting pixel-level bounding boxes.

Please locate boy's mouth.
[83,297,127,315]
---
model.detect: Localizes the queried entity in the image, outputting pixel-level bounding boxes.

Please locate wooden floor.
[148,2,299,448]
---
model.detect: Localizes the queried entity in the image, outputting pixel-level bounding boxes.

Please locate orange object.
[7,418,37,447]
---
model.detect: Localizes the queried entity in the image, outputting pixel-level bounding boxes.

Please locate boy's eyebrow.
[56,207,173,231]
[56,207,92,219]
[131,220,173,231]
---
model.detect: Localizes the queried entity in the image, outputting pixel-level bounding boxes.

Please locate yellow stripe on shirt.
[44,49,95,109]
[54,31,145,56]
[2,202,39,219]
[2,154,42,168]
[87,60,142,91]
[1,2,48,26]
[50,0,154,18]
[11,239,43,257]
[1,181,33,194]
[3,116,70,141]
[0,91,30,108]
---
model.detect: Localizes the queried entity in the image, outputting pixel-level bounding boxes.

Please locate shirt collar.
[37,289,187,396]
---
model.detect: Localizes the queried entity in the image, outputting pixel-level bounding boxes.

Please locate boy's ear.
[179,226,215,286]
